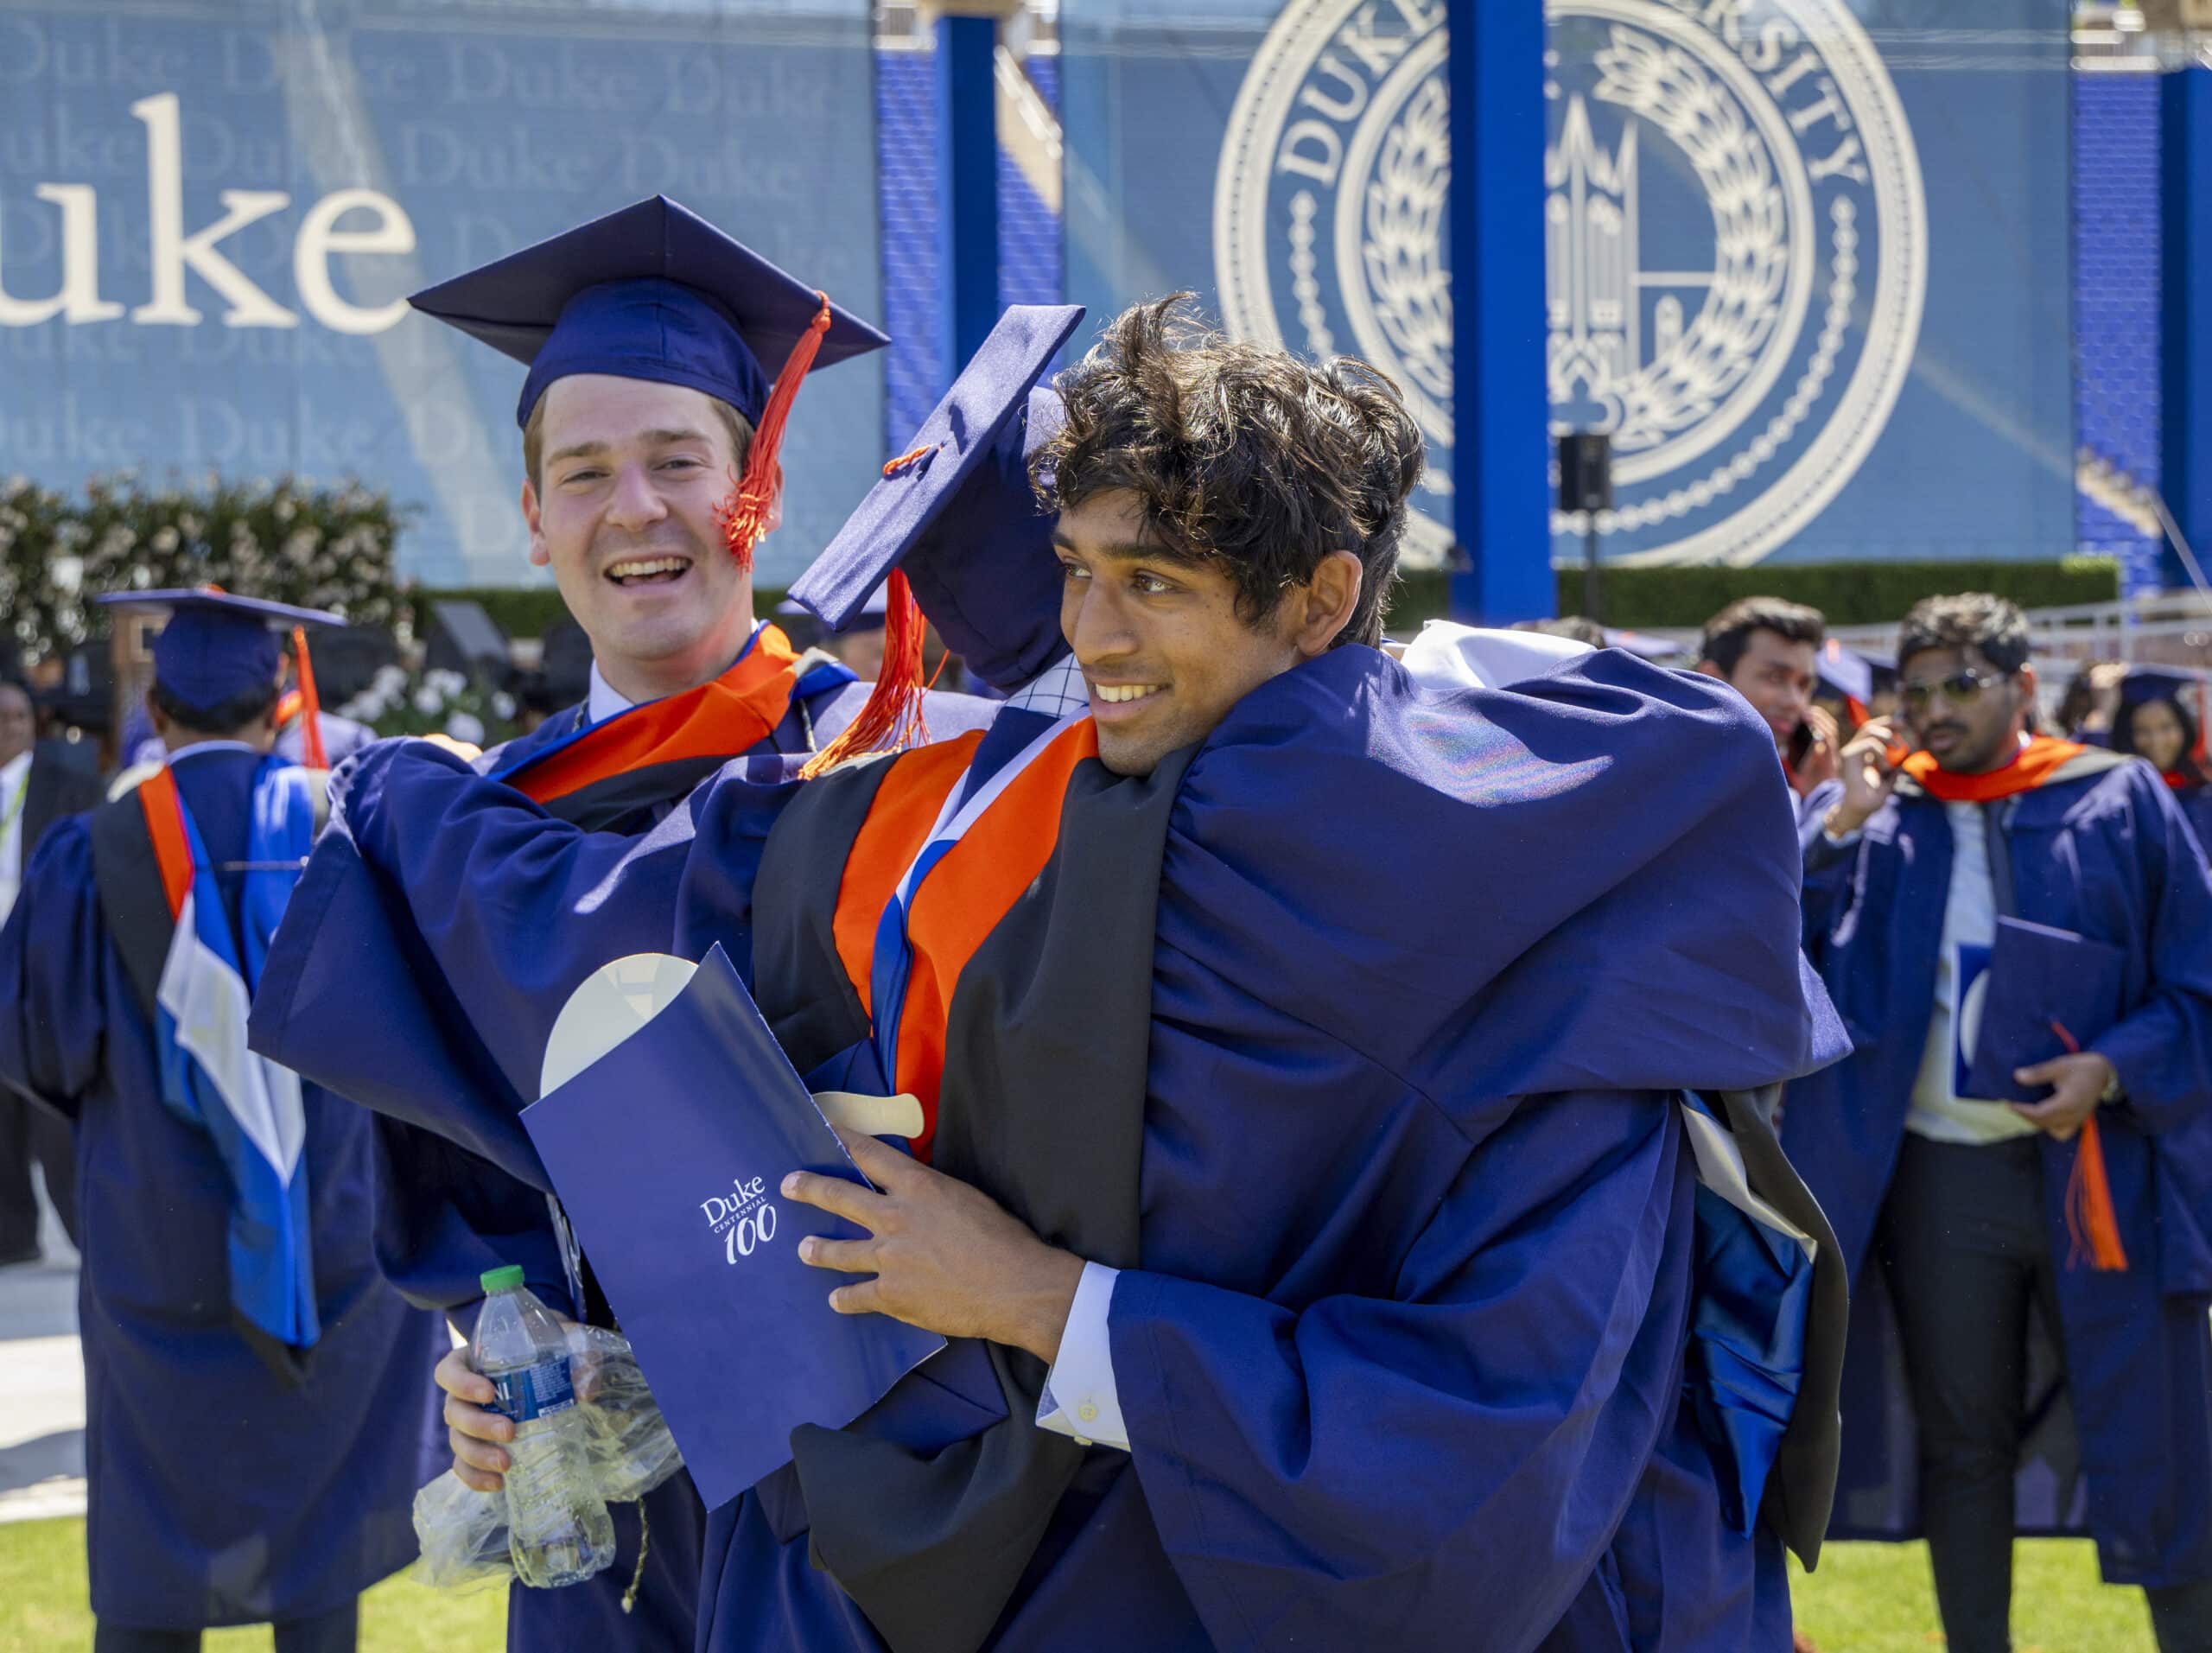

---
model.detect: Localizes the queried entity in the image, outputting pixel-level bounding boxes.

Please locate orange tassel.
[290,625,327,771]
[798,569,930,780]
[716,293,835,572]
[883,442,936,477]
[2050,1019,2128,1272]
[2067,1116,2130,1272]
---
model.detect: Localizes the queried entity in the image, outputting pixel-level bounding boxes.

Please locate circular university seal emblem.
[1214,0,1927,567]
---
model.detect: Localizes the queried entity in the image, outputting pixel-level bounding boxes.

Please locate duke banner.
[1064,0,2074,569]
[0,0,881,587]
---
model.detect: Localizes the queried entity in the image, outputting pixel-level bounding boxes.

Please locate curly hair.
[1033,295,1426,648]
[1896,592,2032,676]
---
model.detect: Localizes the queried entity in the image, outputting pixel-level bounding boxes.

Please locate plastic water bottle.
[473,1265,615,1588]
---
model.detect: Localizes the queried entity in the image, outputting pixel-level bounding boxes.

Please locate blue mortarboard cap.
[407,196,890,428]
[1816,639,1876,705]
[789,304,1084,690]
[2120,665,2203,708]
[778,585,887,634]
[98,588,342,719]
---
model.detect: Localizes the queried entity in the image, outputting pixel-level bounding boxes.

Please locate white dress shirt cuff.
[1034,1262,1128,1451]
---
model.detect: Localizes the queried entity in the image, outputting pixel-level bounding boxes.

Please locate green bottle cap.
[480,1265,526,1294]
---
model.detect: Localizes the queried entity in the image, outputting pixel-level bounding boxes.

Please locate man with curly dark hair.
[265,297,1850,1650]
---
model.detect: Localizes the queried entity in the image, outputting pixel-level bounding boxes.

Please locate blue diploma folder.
[521,945,944,1510]
[1960,918,2128,1104]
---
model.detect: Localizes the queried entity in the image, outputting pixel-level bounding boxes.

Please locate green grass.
[1791,1539,2157,1652]
[0,1518,2164,1650]
[0,1518,506,1651]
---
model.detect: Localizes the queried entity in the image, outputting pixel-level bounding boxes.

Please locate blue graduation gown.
[258,649,1846,1650]
[1784,760,2212,1586]
[2171,779,2212,863]
[0,747,448,1631]
[261,677,995,1653]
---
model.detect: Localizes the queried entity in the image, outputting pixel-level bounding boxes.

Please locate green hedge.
[1387,558,2121,633]
[3,474,405,662]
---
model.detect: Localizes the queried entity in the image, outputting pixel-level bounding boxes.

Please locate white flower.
[491,691,517,720]
[372,664,408,694]
[412,685,442,715]
[426,668,467,697]
[443,710,486,746]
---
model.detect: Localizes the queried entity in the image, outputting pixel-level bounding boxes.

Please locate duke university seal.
[1214,0,1926,566]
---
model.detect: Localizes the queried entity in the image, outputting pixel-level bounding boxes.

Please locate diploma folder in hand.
[1959,918,2129,1105]
[520,944,945,1511]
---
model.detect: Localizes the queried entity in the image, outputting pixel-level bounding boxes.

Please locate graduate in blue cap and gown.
[264,195,993,1651]
[1786,594,2212,1650]
[0,590,446,1653]
[260,300,1853,1650]
[118,629,372,775]
[2107,670,2212,857]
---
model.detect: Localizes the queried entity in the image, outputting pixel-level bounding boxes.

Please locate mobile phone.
[1787,718,1816,770]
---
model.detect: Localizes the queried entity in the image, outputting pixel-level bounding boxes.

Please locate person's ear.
[1292,550,1363,657]
[522,477,550,569]
[1694,658,1723,680]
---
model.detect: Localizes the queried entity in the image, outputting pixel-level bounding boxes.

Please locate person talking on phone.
[1696,597,1840,796]
[1783,592,2212,1651]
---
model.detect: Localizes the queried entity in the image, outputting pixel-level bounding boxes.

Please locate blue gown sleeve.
[1104,1088,1690,1653]
[1796,778,1859,947]
[370,1116,575,1320]
[2093,768,2212,1135]
[251,737,800,1188]
[0,820,107,1122]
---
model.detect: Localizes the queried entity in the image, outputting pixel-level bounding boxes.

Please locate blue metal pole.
[937,11,1001,380]
[1446,0,1553,623]
[2160,65,2212,596]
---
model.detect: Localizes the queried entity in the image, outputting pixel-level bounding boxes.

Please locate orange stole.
[829,719,1102,1159]
[508,626,804,807]
[1900,736,2087,803]
[137,767,195,920]
[1895,733,2128,1272]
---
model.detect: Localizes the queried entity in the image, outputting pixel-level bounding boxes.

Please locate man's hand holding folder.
[1961,916,2129,1141]
[519,947,948,1511]
[786,1130,1085,1364]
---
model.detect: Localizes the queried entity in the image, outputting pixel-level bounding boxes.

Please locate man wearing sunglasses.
[1783,592,2212,1651]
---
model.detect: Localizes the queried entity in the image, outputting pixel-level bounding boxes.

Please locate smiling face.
[522,374,758,704]
[1054,490,1361,777]
[2132,696,2189,773]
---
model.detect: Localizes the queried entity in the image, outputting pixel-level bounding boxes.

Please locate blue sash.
[150,758,321,1364]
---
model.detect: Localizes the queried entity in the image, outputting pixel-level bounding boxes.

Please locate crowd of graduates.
[0,194,2208,1653]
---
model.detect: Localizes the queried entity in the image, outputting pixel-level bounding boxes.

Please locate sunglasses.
[1899,668,2008,714]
